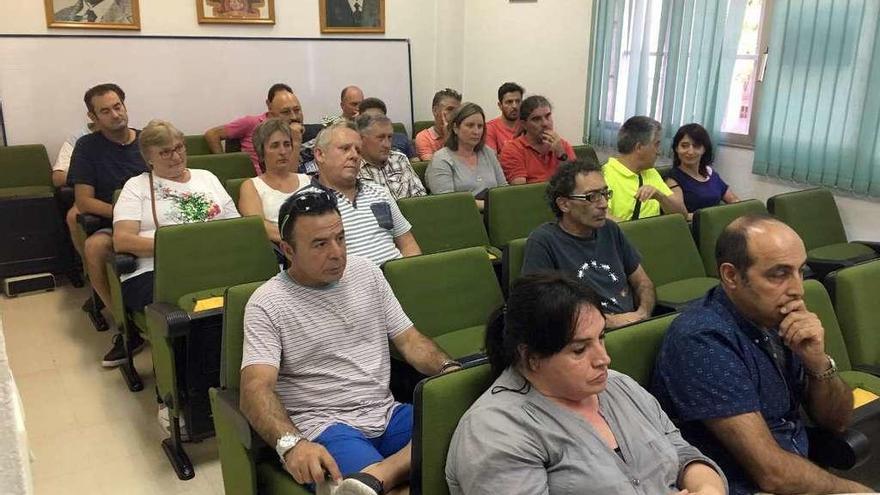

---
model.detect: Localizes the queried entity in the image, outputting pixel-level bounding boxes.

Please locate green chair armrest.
[76,212,108,235]
[211,387,265,451]
[853,241,880,254]
[145,302,192,339]
[113,253,138,275]
[851,365,880,377]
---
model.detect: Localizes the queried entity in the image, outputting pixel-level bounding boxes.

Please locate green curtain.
[753,0,880,197]
[585,0,747,149]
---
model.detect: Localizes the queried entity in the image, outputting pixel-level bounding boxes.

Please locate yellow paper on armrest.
[487,252,498,261]
[853,387,879,409]
[193,296,224,312]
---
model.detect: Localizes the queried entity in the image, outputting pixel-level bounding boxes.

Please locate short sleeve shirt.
[224,112,268,175]
[241,256,413,440]
[484,117,520,153]
[499,135,576,184]
[414,127,445,161]
[521,221,641,313]
[67,130,149,206]
[650,287,808,495]
[603,157,672,220]
[358,150,427,200]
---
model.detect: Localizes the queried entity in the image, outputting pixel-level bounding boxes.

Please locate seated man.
[240,190,461,495]
[414,88,461,161]
[321,85,364,125]
[603,116,686,221]
[312,121,421,265]
[651,214,873,495]
[204,83,321,175]
[521,160,654,329]
[499,95,575,184]
[358,97,416,158]
[355,113,426,200]
[66,83,149,365]
[484,82,523,154]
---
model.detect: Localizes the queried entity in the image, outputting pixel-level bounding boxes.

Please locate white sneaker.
[157,405,190,441]
[316,473,384,495]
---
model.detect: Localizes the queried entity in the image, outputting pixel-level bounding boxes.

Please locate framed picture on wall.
[320,0,385,34]
[197,0,275,24]
[44,0,141,30]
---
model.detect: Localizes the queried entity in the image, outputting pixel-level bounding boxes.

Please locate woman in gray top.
[426,102,508,210]
[446,273,727,495]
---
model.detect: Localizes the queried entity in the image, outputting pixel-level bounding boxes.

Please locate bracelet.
[439,359,462,373]
[805,354,838,380]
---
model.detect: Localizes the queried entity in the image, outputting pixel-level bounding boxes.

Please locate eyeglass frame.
[566,187,613,204]
[157,142,187,160]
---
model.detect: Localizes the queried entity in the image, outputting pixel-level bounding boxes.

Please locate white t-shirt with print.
[113,169,240,281]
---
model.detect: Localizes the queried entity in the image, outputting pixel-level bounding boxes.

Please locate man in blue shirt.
[651,214,870,494]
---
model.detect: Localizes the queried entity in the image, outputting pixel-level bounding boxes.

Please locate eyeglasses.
[567,188,613,203]
[158,143,186,160]
[278,190,338,236]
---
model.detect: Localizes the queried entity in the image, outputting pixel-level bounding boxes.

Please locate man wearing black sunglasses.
[240,190,455,495]
[522,160,656,329]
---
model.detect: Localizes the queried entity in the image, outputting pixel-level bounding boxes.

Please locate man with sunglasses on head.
[521,160,656,329]
[240,190,459,495]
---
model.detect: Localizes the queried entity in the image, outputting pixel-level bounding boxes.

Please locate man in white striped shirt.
[240,190,458,495]
[311,120,421,265]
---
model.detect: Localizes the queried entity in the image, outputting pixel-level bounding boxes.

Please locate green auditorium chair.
[397,192,499,259]
[410,160,430,192]
[618,214,718,310]
[210,281,311,495]
[768,188,879,279]
[132,216,279,479]
[184,134,213,156]
[572,144,600,166]
[484,182,554,250]
[392,122,407,136]
[383,247,503,360]
[605,313,679,387]
[826,259,880,373]
[225,177,248,207]
[412,358,493,495]
[692,199,768,277]
[187,152,256,186]
[413,120,434,139]
[501,237,527,295]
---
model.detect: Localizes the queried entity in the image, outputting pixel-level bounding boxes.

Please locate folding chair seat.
[692,199,768,277]
[484,182,554,250]
[184,134,213,156]
[501,237,527,295]
[412,358,493,495]
[768,188,879,279]
[397,192,498,258]
[187,152,256,185]
[618,214,718,310]
[604,313,679,387]
[410,160,429,192]
[225,177,248,207]
[826,259,880,372]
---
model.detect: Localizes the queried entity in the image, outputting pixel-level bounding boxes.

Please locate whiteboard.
[0,35,413,158]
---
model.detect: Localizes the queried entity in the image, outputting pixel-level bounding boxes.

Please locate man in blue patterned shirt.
[651,214,870,494]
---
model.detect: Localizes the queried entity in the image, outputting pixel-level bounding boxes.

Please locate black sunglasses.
[279,190,338,236]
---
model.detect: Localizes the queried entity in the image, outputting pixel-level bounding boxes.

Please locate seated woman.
[238,118,312,243]
[446,273,727,495]
[426,102,508,210]
[666,123,740,219]
[111,119,239,363]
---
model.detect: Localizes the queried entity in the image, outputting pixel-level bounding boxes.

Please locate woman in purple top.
[665,123,740,220]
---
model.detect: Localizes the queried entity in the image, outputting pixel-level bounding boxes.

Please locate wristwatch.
[806,354,837,380]
[276,432,304,463]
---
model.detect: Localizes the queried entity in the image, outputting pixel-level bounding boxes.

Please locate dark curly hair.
[546,160,603,217]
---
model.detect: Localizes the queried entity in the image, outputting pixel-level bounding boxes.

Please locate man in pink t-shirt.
[204,83,305,175]
[500,95,575,184]
[414,88,462,161]
[485,82,524,154]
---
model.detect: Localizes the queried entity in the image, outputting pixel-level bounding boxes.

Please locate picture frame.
[319,0,385,34]
[197,0,276,25]
[45,0,141,30]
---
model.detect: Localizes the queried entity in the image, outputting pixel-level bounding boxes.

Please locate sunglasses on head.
[279,190,338,236]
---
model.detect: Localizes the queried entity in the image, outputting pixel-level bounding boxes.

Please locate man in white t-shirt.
[240,189,459,495]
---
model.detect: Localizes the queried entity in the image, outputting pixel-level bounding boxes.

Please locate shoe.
[332,473,385,495]
[157,405,190,441]
[101,333,145,368]
[81,295,105,312]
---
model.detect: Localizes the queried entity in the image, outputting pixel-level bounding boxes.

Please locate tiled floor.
[2,284,225,495]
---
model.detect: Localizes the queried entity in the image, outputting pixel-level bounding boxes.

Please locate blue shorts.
[313,403,413,475]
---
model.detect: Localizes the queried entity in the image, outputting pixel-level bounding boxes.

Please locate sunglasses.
[279,190,338,236]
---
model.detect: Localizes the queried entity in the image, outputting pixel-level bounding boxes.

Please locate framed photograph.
[320,0,385,34]
[197,0,275,25]
[45,0,141,30]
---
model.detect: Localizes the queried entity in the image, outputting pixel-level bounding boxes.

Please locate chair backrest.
[153,216,279,308]
[187,152,256,185]
[382,247,503,343]
[605,313,679,387]
[397,193,490,255]
[572,144,600,166]
[692,199,769,277]
[827,259,880,367]
[0,144,52,189]
[802,279,853,373]
[225,177,248,207]
[501,237,527,292]
[618,214,707,285]
[485,182,554,249]
[221,281,265,389]
[184,134,213,156]
[413,359,493,495]
[392,122,407,136]
[410,160,429,191]
[413,120,434,139]
[767,188,848,251]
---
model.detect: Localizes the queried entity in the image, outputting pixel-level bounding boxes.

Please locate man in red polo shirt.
[485,82,524,154]
[499,95,575,184]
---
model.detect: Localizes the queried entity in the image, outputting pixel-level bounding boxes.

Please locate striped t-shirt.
[241,255,413,440]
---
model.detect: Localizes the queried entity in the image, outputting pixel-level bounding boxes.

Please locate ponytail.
[484,306,510,379]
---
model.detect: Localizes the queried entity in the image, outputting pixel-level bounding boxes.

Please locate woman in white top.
[238,118,312,243]
[111,119,239,365]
